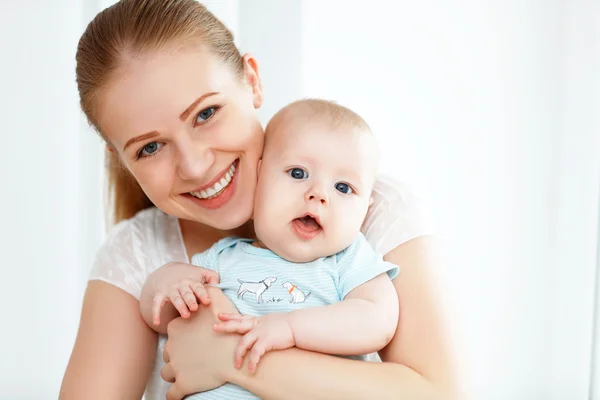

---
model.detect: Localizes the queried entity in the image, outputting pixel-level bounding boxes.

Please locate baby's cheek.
[333,213,363,245]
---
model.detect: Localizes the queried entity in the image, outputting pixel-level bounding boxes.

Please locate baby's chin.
[272,241,347,263]
[277,249,322,263]
[256,238,317,262]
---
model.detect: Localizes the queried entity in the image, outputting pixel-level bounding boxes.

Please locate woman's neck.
[181,218,256,240]
[179,218,256,256]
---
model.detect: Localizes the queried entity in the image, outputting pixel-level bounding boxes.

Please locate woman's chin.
[203,204,254,231]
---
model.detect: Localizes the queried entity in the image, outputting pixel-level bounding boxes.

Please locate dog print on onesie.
[236,277,311,304]
[191,235,397,320]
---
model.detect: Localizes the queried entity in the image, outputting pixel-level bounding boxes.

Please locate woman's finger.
[235,332,258,369]
[160,362,175,383]
[152,294,168,326]
[179,286,198,311]
[169,289,190,318]
[191,283,210,306]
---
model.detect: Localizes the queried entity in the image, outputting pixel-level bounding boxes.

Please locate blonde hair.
[75,0,244,225]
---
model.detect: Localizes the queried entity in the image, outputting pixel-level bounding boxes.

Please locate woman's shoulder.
[99,207,171,249]
[89,207,184,300]
[120,206,173,231]
[361,175,434,255]
[374,174,432,202]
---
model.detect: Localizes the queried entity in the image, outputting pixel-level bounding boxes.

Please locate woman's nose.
[305,184,329,206]
[176,144,214,181]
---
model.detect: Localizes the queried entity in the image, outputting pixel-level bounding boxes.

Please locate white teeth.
[189,161,237,200]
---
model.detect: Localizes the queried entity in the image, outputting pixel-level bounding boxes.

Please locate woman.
[60,1,458,399]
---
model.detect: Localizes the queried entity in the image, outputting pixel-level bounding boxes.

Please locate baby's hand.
[213,313,295,373]
[150,262,220,326]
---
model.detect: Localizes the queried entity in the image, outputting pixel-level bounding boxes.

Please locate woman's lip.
[190,160,237,193]
[185,161,240,210]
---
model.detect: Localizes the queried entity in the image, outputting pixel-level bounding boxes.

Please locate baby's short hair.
[266,98,371,135]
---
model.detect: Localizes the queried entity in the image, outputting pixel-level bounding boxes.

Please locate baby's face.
[253,116,378,262]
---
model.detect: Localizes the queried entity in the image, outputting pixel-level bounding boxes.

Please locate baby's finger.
[191,283,210,306]
[203,269,220,285]
[235,332,258,369]
[217,313,241,321]
[169,289,190,318]
[248,340,268,374]
[179,286,198,311]
[152,294,168,325]
[217,313,258,325]
[165,381,185,400]
[212,319,253,334]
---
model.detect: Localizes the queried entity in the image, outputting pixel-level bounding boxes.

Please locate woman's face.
[98,45,264,230]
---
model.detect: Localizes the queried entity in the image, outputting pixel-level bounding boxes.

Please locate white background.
[1,1,599,399]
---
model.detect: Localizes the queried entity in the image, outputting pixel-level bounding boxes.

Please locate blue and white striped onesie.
[187,232,399,400]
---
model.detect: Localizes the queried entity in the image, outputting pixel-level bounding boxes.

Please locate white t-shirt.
[89,176,433,400]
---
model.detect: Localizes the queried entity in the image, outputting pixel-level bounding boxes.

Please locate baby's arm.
[214,272,398,372]
[140,262,219,334]
[288,272,398,355]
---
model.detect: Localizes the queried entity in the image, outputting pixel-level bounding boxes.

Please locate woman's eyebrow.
[123,92,220,151]
[123,131,159,151]
[179,92,219,121]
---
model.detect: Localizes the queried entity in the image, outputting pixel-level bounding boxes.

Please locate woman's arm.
[227,236,460,400]
[59,280,158,399]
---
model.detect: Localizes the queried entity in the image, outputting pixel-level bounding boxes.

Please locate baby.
[140,99,400,399]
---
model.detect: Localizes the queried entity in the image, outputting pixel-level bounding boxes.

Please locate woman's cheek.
[133,162,175,203]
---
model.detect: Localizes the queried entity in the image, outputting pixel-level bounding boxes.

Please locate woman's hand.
[160,286,241,400]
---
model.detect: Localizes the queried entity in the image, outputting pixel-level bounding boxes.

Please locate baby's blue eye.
[196,107,216,123]
[139,142,162,158]
[289,168,308,180]
[335,182,353,194]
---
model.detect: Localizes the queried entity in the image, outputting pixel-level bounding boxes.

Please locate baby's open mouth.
[291,213,323,240]
[294,215,321,231]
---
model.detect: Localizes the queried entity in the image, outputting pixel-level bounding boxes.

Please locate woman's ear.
[106,143,115,153]
[242,53,263,109]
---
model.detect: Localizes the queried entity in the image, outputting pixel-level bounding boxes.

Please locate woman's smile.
[189,159,238,199]
[183,159,240,210]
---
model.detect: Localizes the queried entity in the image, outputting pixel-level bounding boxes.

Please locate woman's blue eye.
[139,142,162,158]
[196,107,216,123]
[335,182,353,194]
[289,168,308,180]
